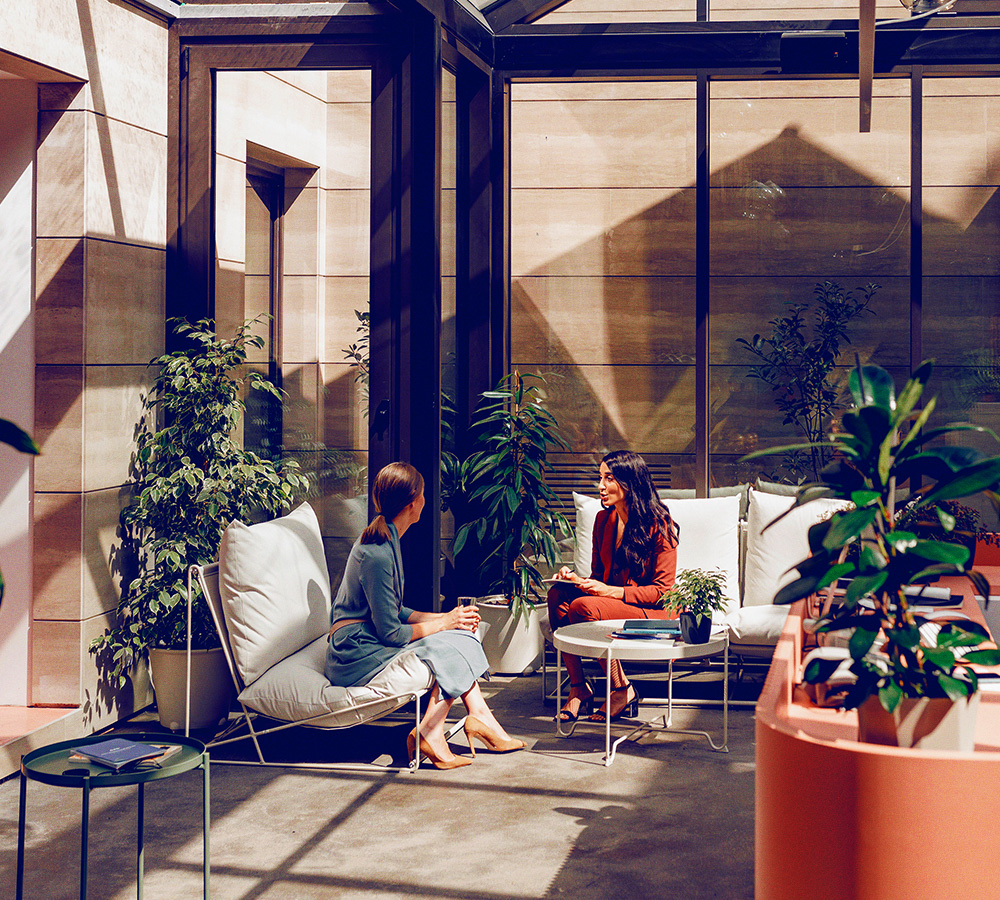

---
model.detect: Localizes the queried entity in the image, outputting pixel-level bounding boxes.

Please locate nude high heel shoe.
[463,716,526,756]
[407,729,472,770]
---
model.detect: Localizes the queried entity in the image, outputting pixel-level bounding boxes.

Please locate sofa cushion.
[572,492,604,577]
[743,489,848,608]
[660,483,751,518]
[665,495,741,616]
[725,604,789,648]
[219,501,332,686]
[238,637,433,727]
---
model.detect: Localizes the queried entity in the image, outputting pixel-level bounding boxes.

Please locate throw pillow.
[219,500,332,685]
[743,488,848,607]
[664,494,741,615]
[572,492,604,577]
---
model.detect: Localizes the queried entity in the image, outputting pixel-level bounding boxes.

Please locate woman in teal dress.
[325,462,524,769]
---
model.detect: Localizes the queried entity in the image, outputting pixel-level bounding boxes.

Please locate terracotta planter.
[857,692,980,751]
[149,647,233,732]
[477,597,544,675]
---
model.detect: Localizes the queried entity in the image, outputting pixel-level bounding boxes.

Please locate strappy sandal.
[557,680,595,722]
[589,684,640,722]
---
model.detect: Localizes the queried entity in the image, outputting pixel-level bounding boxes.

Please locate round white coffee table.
[552,619,729,765]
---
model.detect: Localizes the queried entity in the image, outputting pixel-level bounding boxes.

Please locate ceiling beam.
[483,0,571,32]
[494,20,1000,77]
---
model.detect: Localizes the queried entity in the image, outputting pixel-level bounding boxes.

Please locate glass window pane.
[710,78,910,485]
[511,79,697,492]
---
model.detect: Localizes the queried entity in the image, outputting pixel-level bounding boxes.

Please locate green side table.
[16,732,209,900]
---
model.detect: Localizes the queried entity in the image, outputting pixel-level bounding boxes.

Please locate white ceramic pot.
[149,647,233,732]
[477,597,545,675]
[857,692,980,751]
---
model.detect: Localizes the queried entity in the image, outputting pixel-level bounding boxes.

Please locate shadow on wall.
[512,124,1000,486]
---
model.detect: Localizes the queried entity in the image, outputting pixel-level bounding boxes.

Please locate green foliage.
[659,569,729,627]
[91,318,307,688]
[452,372,572,623]
[0,417,39,605]
[737,281,878,482]
[744,359,1000,711]
[343,309,370,418]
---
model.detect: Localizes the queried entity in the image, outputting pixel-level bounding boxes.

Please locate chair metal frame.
[183,563,431,772]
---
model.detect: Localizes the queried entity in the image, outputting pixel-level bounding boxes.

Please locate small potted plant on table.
[659,569,729,644]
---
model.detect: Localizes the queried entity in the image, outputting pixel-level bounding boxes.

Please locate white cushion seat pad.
[238,638,434,729]
[724,604,790,651]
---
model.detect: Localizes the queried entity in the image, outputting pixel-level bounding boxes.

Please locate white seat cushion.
[219,501,332,685]
[238,638,433,728]
[742,489,849,608]
[666,495,742,616]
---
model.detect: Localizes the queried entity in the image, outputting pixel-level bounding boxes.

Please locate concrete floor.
[0,673,756,899]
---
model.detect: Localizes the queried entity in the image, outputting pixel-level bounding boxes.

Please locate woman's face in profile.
[598,462,627,509]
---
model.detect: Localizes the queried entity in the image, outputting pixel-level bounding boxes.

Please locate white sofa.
[562,483,847,665]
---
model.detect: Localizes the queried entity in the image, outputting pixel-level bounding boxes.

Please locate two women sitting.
[325,450,678,767]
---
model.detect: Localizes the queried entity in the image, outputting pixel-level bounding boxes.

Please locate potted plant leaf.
[452,371,571,673]
[659,569,729,644]
[745,358,1000,749]
[92,318,306,730]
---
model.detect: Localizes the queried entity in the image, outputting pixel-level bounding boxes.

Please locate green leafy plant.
[92,318,307,687]
[659,568,729,627]
[452,372,571,622]
[745,359,1000,713]
[737,281,878,482]
[0,417,39,605]
[343,309,370,418]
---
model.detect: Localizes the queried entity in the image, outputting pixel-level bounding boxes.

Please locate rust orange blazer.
[591,507,678,608]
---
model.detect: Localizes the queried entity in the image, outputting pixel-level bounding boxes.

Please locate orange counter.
[755,573,1000,900]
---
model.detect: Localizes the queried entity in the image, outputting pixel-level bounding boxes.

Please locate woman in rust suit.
[547,450,679,722]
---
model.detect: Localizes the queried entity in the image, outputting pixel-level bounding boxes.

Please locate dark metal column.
[398,13,443,611]
[695,72,710,496]
[910,66,923,374]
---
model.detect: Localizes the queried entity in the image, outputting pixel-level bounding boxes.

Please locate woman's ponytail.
[361,513,392,545]
[360,462,425,545]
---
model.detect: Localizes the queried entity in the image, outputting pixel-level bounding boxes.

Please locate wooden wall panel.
[535,0,904,23]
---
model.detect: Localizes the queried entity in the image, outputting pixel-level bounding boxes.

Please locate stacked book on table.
[69,737,181,771]
[609,620,682,642]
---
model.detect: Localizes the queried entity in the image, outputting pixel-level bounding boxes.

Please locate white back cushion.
[572,492,604,577]
[743,489,847,607]
[219,501,332,685]
[666,495,741,616]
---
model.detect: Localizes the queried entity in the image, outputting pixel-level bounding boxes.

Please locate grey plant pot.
[149,647,233,732]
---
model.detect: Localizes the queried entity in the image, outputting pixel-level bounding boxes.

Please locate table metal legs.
[16,771,26,900]
[555,643,731,766]
[15,756,211,900]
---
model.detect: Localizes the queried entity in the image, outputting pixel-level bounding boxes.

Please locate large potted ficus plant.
[746,359,1000,749]
[92,318,306,730]
[452,371,571,673]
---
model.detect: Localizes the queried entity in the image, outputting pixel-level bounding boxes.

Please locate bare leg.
[417,685,462,761]
[460,682,515,740]
[558,652,595,720]
[591,658,635,719]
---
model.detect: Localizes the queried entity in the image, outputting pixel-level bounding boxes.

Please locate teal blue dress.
[324,523,488,699]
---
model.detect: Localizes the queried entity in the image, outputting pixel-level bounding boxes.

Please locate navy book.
[71,737,166,771]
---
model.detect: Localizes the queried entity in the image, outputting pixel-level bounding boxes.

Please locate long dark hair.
[602,450,678,580]
[361,462,424,545]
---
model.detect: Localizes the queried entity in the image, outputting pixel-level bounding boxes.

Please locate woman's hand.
[445,605,481,633]
[555,566,580,583]
[576,578,624,600]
